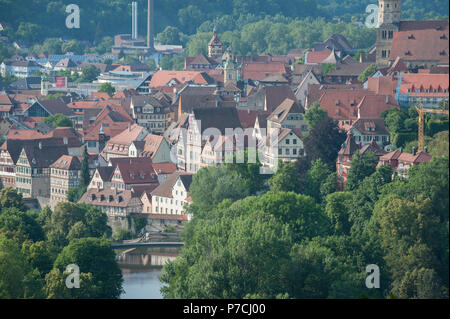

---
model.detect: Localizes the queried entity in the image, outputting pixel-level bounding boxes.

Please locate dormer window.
[408,34,415,39]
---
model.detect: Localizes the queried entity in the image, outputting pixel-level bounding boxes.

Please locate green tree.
[98,82,115,97]
[305,103,328,130]
[80,146,90,189]
[44,268,100,299]
[303,117,346,170]
[80,65,100,83]
[61,40,85,55]
[345,150,378,191]
[0,187,27,212]
[156,26,184,45]
[0,208,45,244]
[0,234,33,298]
[325,192,353,236]
[268,161,302,193]
[305,158,331,202]
[189,165,250,212]
[40,113,73,128]
[358,64,377,83]
[52,237,123,298]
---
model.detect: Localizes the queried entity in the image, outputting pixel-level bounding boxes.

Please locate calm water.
[117,247,180,299]
[121,269,164,299]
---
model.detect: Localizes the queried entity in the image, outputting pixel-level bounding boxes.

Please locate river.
[116,247,180,299]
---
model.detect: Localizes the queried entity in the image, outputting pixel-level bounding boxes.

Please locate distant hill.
[0,0,448,45]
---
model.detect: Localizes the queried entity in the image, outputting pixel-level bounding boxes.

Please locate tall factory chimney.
[147,0,154,50]
[132,2,138,40]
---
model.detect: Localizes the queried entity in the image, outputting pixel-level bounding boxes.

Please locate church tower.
[376,0,402,66]
[208,27,223,59]
[224,53,238,86]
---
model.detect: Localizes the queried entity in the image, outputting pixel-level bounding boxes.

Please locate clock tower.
[376,0,402,66]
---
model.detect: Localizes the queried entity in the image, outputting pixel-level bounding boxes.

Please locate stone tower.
[224,53,238,86]
[208,27,223,59]
[376,0,402,66]
[41,77,49,96]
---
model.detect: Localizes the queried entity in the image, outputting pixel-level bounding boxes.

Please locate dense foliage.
[0,187,122,299]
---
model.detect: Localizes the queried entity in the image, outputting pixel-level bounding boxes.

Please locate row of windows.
[407,88,448,94]
[16,177,31,184]
[16,165,30,174]
[278,148,304,156]
[154,196,185,205]
[155,207,182,214]
[16,187,30,194]
[51,188,66,195]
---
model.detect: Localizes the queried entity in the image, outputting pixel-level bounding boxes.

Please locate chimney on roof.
[128,122,131,132]
[412,146,417,156]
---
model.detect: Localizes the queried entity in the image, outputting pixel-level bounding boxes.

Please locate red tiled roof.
[399,73,449,98]
[305,49,332,64]
[113,157,159,185]
[389,27,449,63]
[152,162,177,175]
[0,94,13,105]
[237,110,267,129]
[367,76,397,95]
[50,155,81,170]
[67,101,100,110]
[357,94,399,119]
[240,62,287,81]
[149,71,208,88]
[317,89,398,121]
[91,92,111,101]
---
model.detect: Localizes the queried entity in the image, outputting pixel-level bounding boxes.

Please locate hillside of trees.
[0,0,448,46]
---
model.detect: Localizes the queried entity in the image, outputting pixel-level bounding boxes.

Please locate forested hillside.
[0,0,448,45]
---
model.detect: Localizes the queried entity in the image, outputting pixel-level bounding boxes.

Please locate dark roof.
[326,62,373,77]
[21,144,68,168]
[193,107,242,135]
[96,166,115,181]
[36,99,74,116]
[399,20,449,32]
[267,98,304,124]
[360,140,386,157]
[151,172,193,198]
[352,118,389,136]
[111,157,159,185]
[338,133,359,156]
[9,77,42,90]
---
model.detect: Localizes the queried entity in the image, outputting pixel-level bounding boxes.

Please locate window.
[286,149,290,155]
[293,139,297,145]
[382,50,387,58]
[285,139,290,145]
[293,149,297,155]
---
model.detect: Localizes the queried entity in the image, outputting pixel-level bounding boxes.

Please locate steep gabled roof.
[193,107,242,135]
[338,132,359,156]
[267,98,304,124]
[151,172,193,198]
[50,155,81,170]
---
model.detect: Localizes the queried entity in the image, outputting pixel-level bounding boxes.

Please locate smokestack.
[132,2,138,40]
[147,0,154,50]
